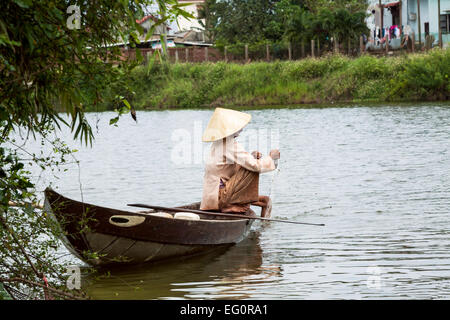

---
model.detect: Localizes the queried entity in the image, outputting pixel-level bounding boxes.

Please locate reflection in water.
[85,230,282,299]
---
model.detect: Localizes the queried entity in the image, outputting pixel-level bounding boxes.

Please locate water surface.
[29,104,450,299]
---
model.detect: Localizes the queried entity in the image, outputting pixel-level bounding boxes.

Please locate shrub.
[86,48,450,110]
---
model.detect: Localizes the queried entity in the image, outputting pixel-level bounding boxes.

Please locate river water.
[29,104,450,299]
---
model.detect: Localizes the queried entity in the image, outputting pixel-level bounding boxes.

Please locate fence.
[122,34,437,64]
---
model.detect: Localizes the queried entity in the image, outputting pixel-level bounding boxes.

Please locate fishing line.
[268,159,281,201]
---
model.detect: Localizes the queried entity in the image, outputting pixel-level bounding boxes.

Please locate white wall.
[428,0,450,40]
[176,2,205,32]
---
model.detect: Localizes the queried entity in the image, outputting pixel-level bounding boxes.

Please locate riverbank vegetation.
[98,48,449,110]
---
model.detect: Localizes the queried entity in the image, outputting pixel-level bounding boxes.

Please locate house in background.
[135,15,176,48]
[171,0,211,46]
[366,0,450,47]
[115,12,210,49]
[139,1,210,47]
[176,0,206,32]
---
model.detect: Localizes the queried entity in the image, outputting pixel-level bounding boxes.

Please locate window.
[440,14,450,34]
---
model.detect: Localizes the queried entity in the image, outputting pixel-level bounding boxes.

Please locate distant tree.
[266,0,312,43]
[201,0,368,48]
[309,6,368,51]
[305,0,369,13]
[199,0,279,44]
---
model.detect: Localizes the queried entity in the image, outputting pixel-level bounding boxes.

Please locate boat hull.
[44,188,255,266]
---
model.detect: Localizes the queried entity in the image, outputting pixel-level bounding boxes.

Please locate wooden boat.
[44,188,255,266]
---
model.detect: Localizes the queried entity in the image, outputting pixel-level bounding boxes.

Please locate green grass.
[92,48,450,110]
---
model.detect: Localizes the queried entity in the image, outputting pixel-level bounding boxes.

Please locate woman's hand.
[269,149,280,160]
[251,151,262,159]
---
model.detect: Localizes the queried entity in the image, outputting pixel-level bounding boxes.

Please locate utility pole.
[417,0,421,50]
[379,0,383,32]
[438,0,443,48]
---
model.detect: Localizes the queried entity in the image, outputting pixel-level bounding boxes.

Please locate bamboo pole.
[128,203,326,226]
[245,44,248,61]
[311,39,315,58]
[159,3,168,59]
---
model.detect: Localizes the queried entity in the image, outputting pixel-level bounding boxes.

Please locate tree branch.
[0,277,87,300]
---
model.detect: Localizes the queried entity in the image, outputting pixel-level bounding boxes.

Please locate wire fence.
[121,34,440,64]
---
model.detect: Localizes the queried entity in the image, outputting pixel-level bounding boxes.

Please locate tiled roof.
[136,15,171,30]
[136,15,158,24]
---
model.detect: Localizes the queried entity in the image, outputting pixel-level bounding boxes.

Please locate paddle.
[127,203,325,226]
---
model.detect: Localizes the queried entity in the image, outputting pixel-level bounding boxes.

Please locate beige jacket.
[200,137,276,210]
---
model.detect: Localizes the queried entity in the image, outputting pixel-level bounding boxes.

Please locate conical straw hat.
[202,108,251,142]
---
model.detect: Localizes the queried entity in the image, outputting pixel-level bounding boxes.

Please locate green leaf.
[122,99,131,110]
[109,117,119,126]
[13,0,32,8]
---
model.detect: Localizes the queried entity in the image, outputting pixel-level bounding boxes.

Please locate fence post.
[425,35,433,50]
[185,48,189,62]
[301,41,304,58]
[360,36,364,55]
[146,51,151,65]
[334,36,339,54]
[317,39,320,56]
[266,44,270,61]
[245,44,248,61]
[411,32,415,53]
[175,49,179,63]
[348,38,351,55]
[311,40,315,58]
[205,46,208,62]
[288,42,292,60]
[224,46,228,62]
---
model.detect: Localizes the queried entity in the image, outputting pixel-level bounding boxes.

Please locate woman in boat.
[200,108,280,218]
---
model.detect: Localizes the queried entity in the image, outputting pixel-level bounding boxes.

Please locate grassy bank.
[98,49,450,110]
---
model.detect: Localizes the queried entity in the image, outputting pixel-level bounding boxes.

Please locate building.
[139,2,210,47]
[135,15,176,49]
[366,0,450,46]
[176,0,205,32]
